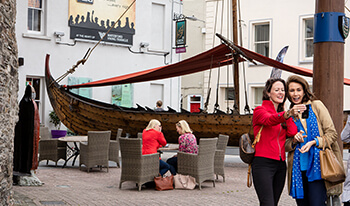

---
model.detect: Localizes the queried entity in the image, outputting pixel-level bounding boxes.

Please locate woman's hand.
[298,140,316,153]
[293,131,306,143]
[290,104,307,117]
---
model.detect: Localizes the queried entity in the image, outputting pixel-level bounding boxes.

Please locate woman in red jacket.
[252,78,298,206]
[142,119,175,175]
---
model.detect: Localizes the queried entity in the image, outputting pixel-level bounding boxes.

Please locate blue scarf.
[290,106,322,199]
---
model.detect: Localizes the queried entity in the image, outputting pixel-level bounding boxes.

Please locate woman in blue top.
[285,75,343,206]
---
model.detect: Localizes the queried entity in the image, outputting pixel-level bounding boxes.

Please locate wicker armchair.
[119,137,159,191]
[109,128,122,167]
[178,138,218,190]
[214,134,229,182]
[79,131,111,172]
[39,127,66,166]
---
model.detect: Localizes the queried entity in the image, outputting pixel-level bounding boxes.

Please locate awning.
[65,43,350,88]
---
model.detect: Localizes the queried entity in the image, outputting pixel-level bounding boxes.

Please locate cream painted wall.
[180,0,206,111]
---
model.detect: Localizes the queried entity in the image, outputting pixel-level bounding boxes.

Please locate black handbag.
[239,126,263,187]
[239,126,263,164]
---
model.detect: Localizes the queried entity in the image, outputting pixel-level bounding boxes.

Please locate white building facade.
[181,0,350,113]
[16,0,183,129]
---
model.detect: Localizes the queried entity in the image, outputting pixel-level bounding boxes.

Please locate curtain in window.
[28,0,42,31]
[255,24,270,57]
[305,19,314,58]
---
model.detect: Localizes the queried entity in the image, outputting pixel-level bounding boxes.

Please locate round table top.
[58,136,88,142]
[158,144,179,151]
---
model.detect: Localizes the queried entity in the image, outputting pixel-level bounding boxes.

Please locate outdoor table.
[58,136,88,168]
[158,144,179,152]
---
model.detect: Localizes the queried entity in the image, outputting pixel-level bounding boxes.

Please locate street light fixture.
[184,15,205,23]
[173,13,205,23]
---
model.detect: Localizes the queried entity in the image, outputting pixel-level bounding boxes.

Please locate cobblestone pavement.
[13,150,301,206]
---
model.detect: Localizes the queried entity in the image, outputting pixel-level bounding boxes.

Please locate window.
[253,22,270,57]
[111,84,134,107]
[225,87,235,101]
[302,17,314,61]
[68,77,92,99]
[26,77,44,122]
[253,87,264,107]
[28,0,43,32]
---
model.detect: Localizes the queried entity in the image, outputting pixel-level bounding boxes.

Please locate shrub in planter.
[49,111,67,138]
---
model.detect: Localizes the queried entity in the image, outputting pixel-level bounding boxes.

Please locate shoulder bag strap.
[252,126,263,148]
[247,165,253,187]
[247,125,263,187]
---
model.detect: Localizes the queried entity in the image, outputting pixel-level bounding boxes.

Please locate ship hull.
[45,54,253,145]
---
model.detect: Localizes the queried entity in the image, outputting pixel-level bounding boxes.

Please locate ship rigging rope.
[54,0,136,85]
[226,0,231,113]
[238,0,250,114]
[214,0,225,112]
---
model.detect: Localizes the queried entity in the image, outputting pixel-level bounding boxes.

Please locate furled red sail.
[65,43,350,88]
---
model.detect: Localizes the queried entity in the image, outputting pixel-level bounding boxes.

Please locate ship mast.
[313,0,345,149]
[232,0,240,112]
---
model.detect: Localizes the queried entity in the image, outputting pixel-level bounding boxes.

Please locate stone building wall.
[0,0,18,205]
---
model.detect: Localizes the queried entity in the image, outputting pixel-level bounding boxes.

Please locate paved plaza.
[13,147,348,206]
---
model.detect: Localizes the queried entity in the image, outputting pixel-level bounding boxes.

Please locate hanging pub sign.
[339,15,350,39]
[68,0,135,45]
[176,20,186,46]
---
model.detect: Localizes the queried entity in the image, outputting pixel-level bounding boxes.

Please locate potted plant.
[49,110,67,138]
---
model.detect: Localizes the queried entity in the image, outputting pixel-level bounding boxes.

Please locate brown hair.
[286,75,316,107]
[262,78,286,112]
[156,100,163,107]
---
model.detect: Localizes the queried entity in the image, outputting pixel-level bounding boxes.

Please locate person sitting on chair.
[166,120,198,174]
[142,119,175,175]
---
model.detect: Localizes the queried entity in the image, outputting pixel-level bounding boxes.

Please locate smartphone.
[302,105,309,119]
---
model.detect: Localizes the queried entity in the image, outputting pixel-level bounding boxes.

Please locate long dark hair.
[286,75,317,107]
[262,78,286,112]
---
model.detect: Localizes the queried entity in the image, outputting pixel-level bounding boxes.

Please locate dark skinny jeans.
[252,157,286,206]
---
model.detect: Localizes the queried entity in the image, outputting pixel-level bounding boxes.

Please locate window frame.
[224,87,235,101]
[26,0,46,36]
[26,76,45,123]
[248,83,265,109]
[249,19,272,61]
[299,15,314,63]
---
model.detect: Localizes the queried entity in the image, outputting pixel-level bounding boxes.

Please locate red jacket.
[142,129,167,155]
[253,100,297,161]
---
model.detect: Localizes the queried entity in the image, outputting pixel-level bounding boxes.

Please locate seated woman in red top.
[142,119,175,175]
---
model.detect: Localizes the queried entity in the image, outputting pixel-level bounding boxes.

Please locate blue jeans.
[159,160,175,176]
[166,156,177,174]
[295,171,327,206]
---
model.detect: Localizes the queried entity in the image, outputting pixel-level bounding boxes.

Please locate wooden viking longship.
[45,34,350,146]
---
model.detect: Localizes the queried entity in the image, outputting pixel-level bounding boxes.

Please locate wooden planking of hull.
[45,54,253,146]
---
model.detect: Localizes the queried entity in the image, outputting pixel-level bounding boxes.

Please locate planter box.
[51,130,67,138]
